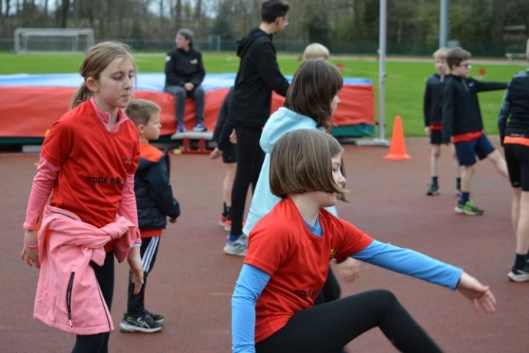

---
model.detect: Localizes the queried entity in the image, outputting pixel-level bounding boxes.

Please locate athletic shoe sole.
[508,271,529,282]
[454,206,483,216]
[119,322,163,333]
[223,245,246,257]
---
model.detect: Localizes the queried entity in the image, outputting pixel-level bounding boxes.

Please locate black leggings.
[230,126,265,234]
[256,290,442,353]
[72,252,115,353]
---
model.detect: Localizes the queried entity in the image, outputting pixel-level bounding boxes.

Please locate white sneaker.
[223,234,248,257]
[508,266,529,282]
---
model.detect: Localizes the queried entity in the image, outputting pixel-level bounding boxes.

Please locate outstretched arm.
[353,240,496,314]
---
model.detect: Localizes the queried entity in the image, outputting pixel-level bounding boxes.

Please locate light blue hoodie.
[243,107,337,236]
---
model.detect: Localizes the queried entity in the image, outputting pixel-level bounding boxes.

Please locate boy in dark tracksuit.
[223,0,291,256]
[120,99,181,333]
[424,47,461,196]
[441,47,508,216]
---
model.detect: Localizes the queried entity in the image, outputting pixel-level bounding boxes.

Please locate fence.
[0,38,524,58]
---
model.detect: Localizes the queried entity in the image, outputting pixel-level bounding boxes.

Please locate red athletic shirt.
[41,100,139,228]
[245,197,373,343]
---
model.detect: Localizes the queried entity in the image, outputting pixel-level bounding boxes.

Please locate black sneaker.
[426,183,440,196]
[119,313,163,333]
[144,309,164,324]
[508,265,529,282]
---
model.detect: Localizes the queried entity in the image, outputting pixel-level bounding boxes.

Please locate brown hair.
[70,41,136,109]
[125,99,161,127]
[270,129,348,200]
[447,47,471,70]
[284,60,343,129]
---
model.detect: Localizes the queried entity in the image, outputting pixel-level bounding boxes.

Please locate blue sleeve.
[232,264,270,353]
[352,240,463,290]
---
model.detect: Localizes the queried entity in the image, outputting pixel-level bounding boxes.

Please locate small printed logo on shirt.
[329,247,338,260]
[165,56,171,62]
[294,288,321,298]
[190,59,198,65]
[468,82,474,87]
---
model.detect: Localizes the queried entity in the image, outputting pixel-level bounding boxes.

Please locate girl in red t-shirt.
[21,41,143,353]
[231,129,497,353]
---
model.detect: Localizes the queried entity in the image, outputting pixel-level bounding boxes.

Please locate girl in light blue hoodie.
[243,60,343,235]
[241,61,360,335]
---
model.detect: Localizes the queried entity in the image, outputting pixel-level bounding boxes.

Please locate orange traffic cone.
[383,116,412,160]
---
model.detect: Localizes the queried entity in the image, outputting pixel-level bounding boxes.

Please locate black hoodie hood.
[236,28,272,58]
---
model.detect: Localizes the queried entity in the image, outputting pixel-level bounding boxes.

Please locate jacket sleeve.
[441,81,454,143]
[145,156,181,219]
[253,41,289,97]
[217,89,237,151]
[497,81,512,146]
[190,51,206,87]
[423,79,431,127]
[213,88,233,144]
[164,51,185,87]
[475,80,507,92]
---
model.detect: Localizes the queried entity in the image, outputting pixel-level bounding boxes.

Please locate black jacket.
[213,88,235,151]
[442,75,506,143]
[228,28,290,128]
[135,148,181,231]
[164,47,205,87]
[498,69,529,144]
[423,73,446,126]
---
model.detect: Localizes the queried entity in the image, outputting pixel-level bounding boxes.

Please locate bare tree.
[174,0,182,29]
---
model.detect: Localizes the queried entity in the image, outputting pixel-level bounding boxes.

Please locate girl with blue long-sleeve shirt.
[231,129,497,353]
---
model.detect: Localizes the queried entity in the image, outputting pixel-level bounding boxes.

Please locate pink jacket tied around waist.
[34,205,139,335]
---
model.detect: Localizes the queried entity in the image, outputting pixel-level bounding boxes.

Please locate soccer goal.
[14,28,95,54]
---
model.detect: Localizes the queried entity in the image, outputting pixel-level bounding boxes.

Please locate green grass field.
[0,52,525,137]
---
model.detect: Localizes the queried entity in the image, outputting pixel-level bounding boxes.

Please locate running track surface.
[2,137,527,353]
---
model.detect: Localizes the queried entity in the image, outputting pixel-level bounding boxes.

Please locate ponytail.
[70,82,92,109]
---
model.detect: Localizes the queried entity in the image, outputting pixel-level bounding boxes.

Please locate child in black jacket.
[424,47,462,196]
[120,99,181,333]
[441,47,508,216]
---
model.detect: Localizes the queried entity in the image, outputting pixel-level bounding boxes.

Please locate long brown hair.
[284,60,343,129]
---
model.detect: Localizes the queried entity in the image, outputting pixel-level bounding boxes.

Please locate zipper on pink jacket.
[66,272,75,327]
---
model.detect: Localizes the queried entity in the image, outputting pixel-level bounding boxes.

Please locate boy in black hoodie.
[441,47,508,216]
[223,0,290,256]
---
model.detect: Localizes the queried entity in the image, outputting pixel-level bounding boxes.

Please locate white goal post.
[14,28,94,54]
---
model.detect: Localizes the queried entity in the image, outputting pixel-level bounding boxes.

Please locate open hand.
[456,272,496,314]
